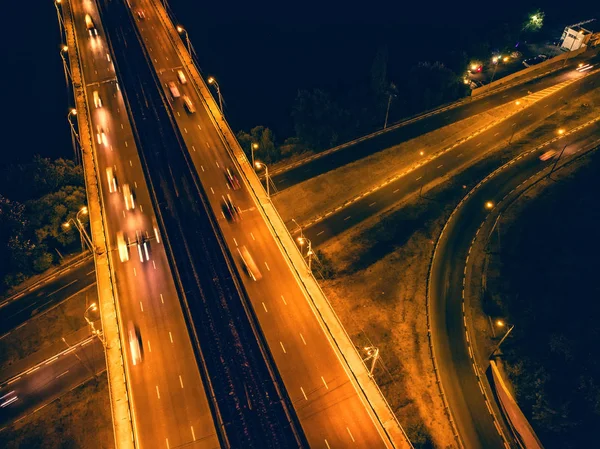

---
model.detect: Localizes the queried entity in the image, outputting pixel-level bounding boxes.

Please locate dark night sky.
[1,0,594,167]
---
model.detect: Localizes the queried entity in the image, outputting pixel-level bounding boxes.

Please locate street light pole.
[490,57,499,84]
[383,93,392,129]
[549,142,570,180]
[176,26,191,55]
[54,0,65,39]
[84,303,106,346]
[363,346,380,378]
[208,77,223,113]
[60,46,72,84]
[491,322,515,358]
[67,109,81,164]
[255,161,270,198]
[64,207,93,253]
[251,142,259,168]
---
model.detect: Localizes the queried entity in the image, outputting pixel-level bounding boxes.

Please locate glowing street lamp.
[207,76,223,113]
[255,161,270,198]
[490,320,515,358]
[485,201,494,210]
[60,45,73,84]
[176,25,190,55]
[251,142,259,168]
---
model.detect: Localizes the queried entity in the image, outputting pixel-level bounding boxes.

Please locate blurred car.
[238,246,262,281]
[539,150,557,161]
[182,95,196,113]
[122,183,135,210]
[0,391,18,408]
[522,55,547,67]
[468,63,483,73]
[168,81,180,99]
[96,126,107,146]
[177,69,187,84]
[136,10,146,20]
[576,63,594,72]
[106,167,117,193]
[221,194,240,222]
[510,51,522,59]
[128,321,143,366]
[85,14,98,38]
[93,90,102,108]
[116,231,129,262]
[224,168,240,190]
[135,230,150,262]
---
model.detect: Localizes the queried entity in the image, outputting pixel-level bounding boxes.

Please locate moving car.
[182,95,196,113]
[135,230,151,262]
[177,69,187,84]
[93,90,102,108]
[136,10,146,20]
[238,246,262,281]
[116,231,129,262]
[128,321,143,366]
[221,194,240,222]
[168,81,180,99]
[106,167,117,193]
[85,14,98,38]
[224,168,240,190]
[96,126,107,146]
[539,150,557,161]
[122,183,135,210]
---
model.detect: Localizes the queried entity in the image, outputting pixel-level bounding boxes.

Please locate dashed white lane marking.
[216,161,220,168]
[457,153,463,157]
[184,128,188,134]
[393,188,400,193]
[317,230,324,236]
[369,202,376,207]
[264,262,270,271]
[177,111,180,117]
[169,332,173,343]
[344,216,351,221]
[134,181,138,188]
[197,124,201,130]
[191,426,196,441]
[476,142,481,147]
[210,187,214,194]
[250,232,256,240]
[121,124,124,129]
[300,387,308,400]
[192,145,196,152]
[233,238,238,247]
[140,205,144,213]
[437,164,443,168]
[147,340,152,352]
[179,375,184,388]
[281,295,287,305]
[321,376,329,390]
[166,438,169,449]
[347,427,355,442]
[206,141,210,148]
[325,440,331,449]
[280,341,287,353]
[416,176,422,181]
[527,113,532,117]
[262,302,268,312]
[152,260,156,270]
[139,301,143,312]
[300,333,306,345]
[129,159,132,165]
[156,386,160,399]
[160,294,164,304]
[56,370,69,379]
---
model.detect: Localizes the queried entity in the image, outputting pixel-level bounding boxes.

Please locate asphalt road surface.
[0,337,105,428]
[429,124,600,449]
[128,0,393,447]
[302,69,600,247]
[68,0,220,447]
[272,53,599,190]
[0,258,95,338]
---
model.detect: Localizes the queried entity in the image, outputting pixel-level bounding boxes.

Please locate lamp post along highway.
[63,207,93,253]
[251,142,259,168]
[84,302,106,346]
[384,93,392,129]
[207,76,223,113]
[54,0,65,39]
[67,108,82,164]
[255,161,270,198]
[298,236,313,271]
[176,25,191,55]
[60,46,72,84]
[491,320,514,357]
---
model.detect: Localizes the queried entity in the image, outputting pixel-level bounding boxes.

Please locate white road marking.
[325,440,331,449]
[262,302,268,312]
[369,202,376,207]
[347,427,355,442]
[265,262,270,271]
[193,146,196,152]
[169,332,173,343]
[250,232,256,241]
[191,426,196,441]
[184,128,188,134]
[281,295,287,305]
[321,376,328,390]
[134,181,138,188]
[121,124,124,129]
[280,341,287,353]
[476,142,481,147]
[210,187,214,194]
[233,238,238,247]
[197,124,201,130]
[140,205,143,213]
[393,188,399,193]
[216,161,220,168]
[125,142,128,148]
[156,386,160,399]
[300,387,308,400]
[416,176,422,181]
[166,438,169,449]
[133,267,137,277]
[317,231,324,236]
[152,260,156,270]
[147,340,151,352]
[129,159,132,165]
[177,111,180,117]
[140,301,143,312]
[56,370,69,379]
[206,142,210,148]
[344,216,351,221]
[437,164,443,168]
[179,375,184,388]
[300,333,306,345]
[160,294,164,304]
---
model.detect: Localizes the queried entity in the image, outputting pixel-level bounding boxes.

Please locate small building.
[560,25,593,51]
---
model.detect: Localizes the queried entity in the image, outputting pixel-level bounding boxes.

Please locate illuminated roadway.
[300,69,600,247]
[128,0,393,447]
[67,0,220,447]
[271,53,600,190]
[429,124,600,449]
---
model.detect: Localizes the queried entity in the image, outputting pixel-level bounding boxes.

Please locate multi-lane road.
[65,0,220,447]
[430,123,600,449]
[300,69,600,246]
[271,53,599,190]
[124,0,395,447]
